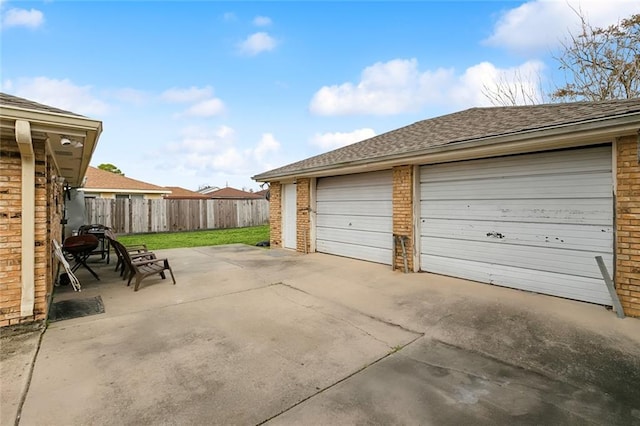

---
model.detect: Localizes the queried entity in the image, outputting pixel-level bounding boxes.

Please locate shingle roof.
[164,186,211,199]
[254,98,640,180]
[207,187,263,199]
[0,92,83,117]
[83,167,170,193]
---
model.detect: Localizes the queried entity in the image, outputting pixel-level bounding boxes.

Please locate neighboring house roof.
[0,92,103,187]
[207,187,263,199]
[198,186,221,194]
[253,98,640,181]
[81,166,170,195]
[164,186,211,199]
[255,189,269,198]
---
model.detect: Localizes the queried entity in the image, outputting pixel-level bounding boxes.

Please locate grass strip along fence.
[117,225,269,250]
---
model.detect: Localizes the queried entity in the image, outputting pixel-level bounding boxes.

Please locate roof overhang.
[253,112,640,182]
[0,104,103,187]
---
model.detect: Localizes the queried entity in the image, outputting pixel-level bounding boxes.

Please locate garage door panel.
[421,255,612,305]
[421,219,613,252]
[420,146,613,305]
[316,185,392,201]
[421,199,612,224]
[317,170,391,190]
[317,171,393,265]
[317,240,391,265]
[421,145,611,183]
[421,172,612,200]
[421,237,611,279]
[317,215,392,233]
[317,228,391,249]
[317,200,392,216]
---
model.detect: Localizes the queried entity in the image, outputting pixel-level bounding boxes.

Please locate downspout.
[15,120,35,318]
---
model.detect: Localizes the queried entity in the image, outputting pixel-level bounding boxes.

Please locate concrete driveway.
[3,245,640,425]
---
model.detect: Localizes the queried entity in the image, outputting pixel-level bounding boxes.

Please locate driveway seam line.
[255,333,424,426]
[274,282,423,335]
[270,286,417,347]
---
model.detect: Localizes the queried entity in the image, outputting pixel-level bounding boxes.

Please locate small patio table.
[63,235,101,280]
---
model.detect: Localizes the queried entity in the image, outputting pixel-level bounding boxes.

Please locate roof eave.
[253,112,640,182]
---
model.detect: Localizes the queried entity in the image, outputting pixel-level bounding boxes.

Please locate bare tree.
[552,12,640,101]
[482,68,547,106]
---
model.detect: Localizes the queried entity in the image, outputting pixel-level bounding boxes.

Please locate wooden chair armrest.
[132,257,169,267]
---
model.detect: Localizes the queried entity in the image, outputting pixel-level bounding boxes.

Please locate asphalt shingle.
[254,98,640,180]
[0,92,83,117]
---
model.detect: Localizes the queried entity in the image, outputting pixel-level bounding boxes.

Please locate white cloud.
[2,7,44,29]
[485,0,640,53]
[223,12,236,22]
[309,58,546,115]
[238,32,277,56]
[310,128,377,150]
[309,58,452,115]
[254,133,280,161]
[161,86,213,103]
[450,60,546,107]
[253,16,272,26]
[184,98,225,117]
[1,76,109,115]
[167,127,282,177]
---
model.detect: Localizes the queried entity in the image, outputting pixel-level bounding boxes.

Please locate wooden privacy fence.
[84,198,269,234]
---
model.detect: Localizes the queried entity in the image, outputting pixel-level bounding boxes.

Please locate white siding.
[420,145,614,305]
[317,171,393,264]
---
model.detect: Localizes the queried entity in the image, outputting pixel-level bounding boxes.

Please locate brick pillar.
[392,166,414,272]
[616,135,640,318]
[269,182,282,248]
[33,140,48,322]
[296,178,310,253]
[0,138,23,327]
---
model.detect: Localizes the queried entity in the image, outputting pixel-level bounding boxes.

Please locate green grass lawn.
[117,225,269,250]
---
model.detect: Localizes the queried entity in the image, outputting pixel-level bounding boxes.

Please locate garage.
[420,145,614,305]
[316,170,393,264]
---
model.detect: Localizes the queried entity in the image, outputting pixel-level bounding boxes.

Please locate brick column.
[33,141,48,322]
[296,178,311,253]
[616,135,640,318]
[392,166,414,272]
[269,182,282,248]
[0,138,23,327]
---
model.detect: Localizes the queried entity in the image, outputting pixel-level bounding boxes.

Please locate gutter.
[253,112,640,182]
[15,120,35,318]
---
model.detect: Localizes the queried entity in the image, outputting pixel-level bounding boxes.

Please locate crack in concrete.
[273,282,423,336]
[255,333,423,426]
[270,286,400,348]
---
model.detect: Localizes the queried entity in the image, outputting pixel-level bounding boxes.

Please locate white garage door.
[317,170,393,264]
[420,145,614,305]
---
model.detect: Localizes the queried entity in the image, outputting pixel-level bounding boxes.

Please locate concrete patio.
[2,244,640,425]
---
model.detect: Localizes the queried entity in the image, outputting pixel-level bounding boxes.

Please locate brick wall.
[0,137,57,327]
[269,182,282,248]
[296,178,310,253]
[0,137,22,326]
[392,166,414,271]
[33,140,48,322]
[616,135,640,318]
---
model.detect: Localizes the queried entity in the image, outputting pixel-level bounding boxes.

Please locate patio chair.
[53,239,82,291]
[110,239,176,291]
[104,229,150,276]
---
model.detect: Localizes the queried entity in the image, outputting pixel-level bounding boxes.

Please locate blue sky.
[2,1,638,191]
